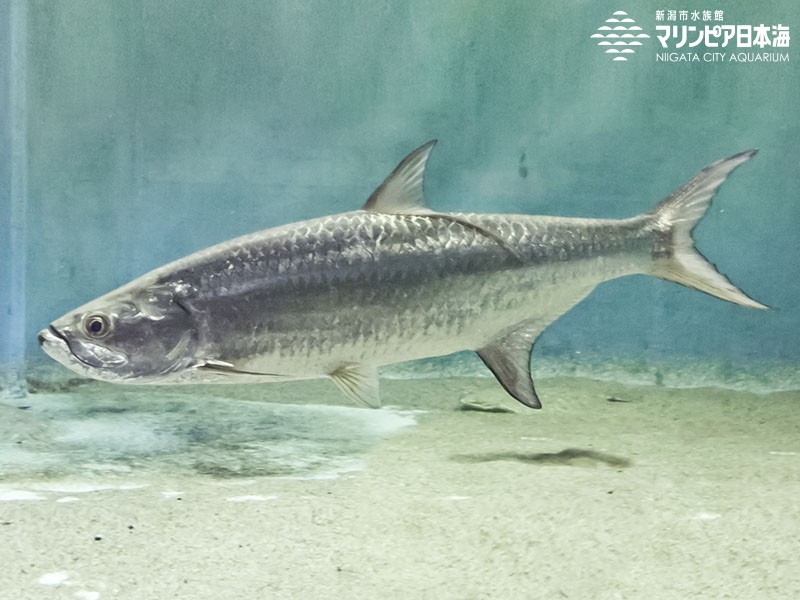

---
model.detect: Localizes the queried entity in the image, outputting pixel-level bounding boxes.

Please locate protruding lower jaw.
[37,325,98,379]
[38,326,70,363]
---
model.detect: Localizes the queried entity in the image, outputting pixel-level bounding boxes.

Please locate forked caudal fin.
[647,149,768,310]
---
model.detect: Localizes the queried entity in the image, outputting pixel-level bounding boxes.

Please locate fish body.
[39,141,765,408]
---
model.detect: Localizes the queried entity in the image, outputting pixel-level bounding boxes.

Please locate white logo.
[591,10,651,61]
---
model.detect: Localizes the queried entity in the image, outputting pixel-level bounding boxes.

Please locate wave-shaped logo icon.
[591,10,650,61]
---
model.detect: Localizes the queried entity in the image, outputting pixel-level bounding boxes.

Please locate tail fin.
[647,150,768,310]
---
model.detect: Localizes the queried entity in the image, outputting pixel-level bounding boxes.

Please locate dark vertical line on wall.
[0,2,11,381]
[0,0,28,397]
[125,3,145,280]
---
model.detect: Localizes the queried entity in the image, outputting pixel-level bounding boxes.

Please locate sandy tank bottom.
[1,375,799,600]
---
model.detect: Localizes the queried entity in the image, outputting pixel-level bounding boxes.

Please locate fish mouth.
[40,325,67,345]
[38,325,67,350]
[38,325,75,366]
[38,325,127,370]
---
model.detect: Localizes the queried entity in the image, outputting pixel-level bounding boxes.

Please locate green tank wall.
[4,0,798,384]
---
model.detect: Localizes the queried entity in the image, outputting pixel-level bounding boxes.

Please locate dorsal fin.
[362,140,437,214]
[362,140,525,264]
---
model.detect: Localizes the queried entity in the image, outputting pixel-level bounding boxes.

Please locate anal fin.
[477,323,542,409]
[329,363,381,408]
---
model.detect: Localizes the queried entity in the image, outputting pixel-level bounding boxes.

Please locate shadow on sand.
[451,447,631,468]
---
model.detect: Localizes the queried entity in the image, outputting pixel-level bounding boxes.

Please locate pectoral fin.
[195,359,284,378]
[329,363,381,408]
[477,324,542,409]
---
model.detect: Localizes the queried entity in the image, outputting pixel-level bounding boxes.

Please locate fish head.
[38,282,197,383]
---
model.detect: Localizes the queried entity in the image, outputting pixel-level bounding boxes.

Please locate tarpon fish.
[39,141,766,408]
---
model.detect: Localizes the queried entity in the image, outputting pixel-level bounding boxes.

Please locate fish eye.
[84,314,111,338]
